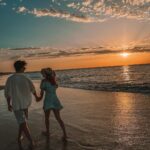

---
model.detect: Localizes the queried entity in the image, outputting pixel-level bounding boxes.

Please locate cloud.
[0,0,6,6]
[16,6,105,23]
[0,44,150,62]
[0,0,147,23]
[17,6,28,13]
[13,0,150,23]
[67,2,76,8]
[67,0,150,21]
[82,0,93,7]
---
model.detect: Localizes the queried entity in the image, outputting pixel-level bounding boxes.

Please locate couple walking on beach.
[4,60,67,150]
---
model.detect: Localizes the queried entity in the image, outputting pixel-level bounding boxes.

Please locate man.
[4,60,38,150]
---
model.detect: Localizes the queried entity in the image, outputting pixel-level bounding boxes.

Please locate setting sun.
[120,52,130,58]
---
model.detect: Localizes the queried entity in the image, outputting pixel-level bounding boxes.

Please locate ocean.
[55,64,150,94]
[0,64,150,94]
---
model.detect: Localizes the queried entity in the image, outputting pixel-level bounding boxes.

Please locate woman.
[39,68,67,140]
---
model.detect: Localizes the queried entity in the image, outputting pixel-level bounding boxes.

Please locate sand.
[0,87,150,150]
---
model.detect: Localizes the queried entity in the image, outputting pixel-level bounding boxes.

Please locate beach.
[1,0,150,149]
[0,84,150,150]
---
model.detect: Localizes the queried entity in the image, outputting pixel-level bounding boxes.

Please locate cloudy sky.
[0,0,150,71]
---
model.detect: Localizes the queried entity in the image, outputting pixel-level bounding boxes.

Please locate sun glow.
[120,52,130,58]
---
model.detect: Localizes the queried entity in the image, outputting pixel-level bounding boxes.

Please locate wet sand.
[0,87,150,150]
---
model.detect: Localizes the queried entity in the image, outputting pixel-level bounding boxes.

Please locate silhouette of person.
[4,60,38,150]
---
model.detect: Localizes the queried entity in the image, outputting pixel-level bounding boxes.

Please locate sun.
[120,52,130,58]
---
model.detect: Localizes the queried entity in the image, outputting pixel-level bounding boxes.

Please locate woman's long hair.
[41,68,57,85]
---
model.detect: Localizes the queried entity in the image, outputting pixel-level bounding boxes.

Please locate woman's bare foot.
[62,135,67,142]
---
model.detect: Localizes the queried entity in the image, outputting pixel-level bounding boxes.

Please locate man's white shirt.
[4,73,35,111]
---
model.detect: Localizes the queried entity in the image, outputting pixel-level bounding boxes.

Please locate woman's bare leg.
[44,109,51,137]
[53,110,67,139]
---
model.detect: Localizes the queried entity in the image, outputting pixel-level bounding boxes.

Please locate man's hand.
[8,105,13,112]
[6,97,12,112]
[33,92,41,102]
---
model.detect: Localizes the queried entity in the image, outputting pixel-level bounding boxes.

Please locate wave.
[59,82,150,94]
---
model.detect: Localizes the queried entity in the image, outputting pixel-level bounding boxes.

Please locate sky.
[0,0,150,72]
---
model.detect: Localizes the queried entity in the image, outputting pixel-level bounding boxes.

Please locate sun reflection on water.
[122,66,130,82]
[114,93,139,146]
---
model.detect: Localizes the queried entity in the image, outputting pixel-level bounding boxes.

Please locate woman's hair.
[41,68,57,85]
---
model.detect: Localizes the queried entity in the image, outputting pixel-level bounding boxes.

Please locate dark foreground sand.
[0,87,150,150]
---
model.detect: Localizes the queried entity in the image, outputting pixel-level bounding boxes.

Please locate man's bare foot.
[17,135,24,141]
[20,135,24,141]
[28,141,35,150]
[42,131,50,138]
[19,146,23,150]
[18,141,23,150]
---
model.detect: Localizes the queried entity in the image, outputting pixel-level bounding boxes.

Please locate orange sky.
[1,52,150,72]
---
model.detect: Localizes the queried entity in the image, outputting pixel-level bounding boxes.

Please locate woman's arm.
[33,92,40,102]
[39,90,44,100]
[38,79,46,101]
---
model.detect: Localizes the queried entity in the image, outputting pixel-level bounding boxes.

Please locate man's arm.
[32,92,40,102]
[39,89,44,100]
[26,77,39,101]
[4,78,13,112]
[7,96,13,112]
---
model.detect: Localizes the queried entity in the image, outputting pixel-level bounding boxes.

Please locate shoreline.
[60,86,150,95]
[0,85,149,95]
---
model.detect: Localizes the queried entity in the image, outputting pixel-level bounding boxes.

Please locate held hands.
[36,96,42,102]
[34,92,42,102]
[35,94,42,102]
